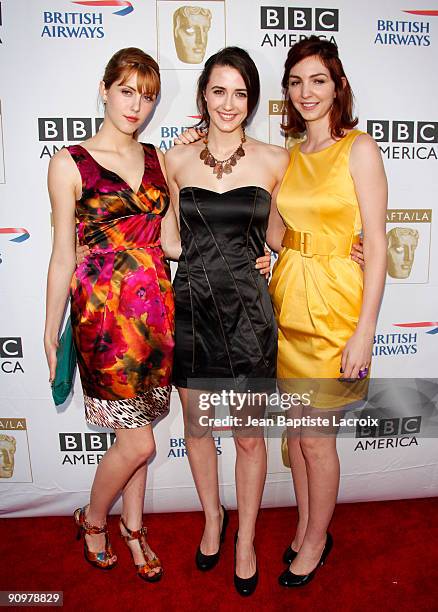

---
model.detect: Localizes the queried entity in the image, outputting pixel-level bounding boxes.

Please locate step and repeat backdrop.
[1,0,437,516]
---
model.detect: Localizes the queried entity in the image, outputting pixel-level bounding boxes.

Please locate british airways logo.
[42,1,134,38]
[374,9,438,46]
[0,228,30,243]
[402,10,438,17]
[394,321,438,335]
[71,1,134,17]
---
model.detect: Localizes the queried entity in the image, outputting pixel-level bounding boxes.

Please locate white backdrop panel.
[0,0,437,516]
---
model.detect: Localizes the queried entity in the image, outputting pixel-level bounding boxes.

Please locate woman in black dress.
[165,47,289,596]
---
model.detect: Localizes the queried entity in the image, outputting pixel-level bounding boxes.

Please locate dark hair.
[103,47,160,96]
[196,46,260,128]
[281,36,357,139]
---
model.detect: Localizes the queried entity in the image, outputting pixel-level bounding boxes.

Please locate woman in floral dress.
[44,48,180,581]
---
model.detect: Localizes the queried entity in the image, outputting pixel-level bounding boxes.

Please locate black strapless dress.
[173,186,277,390]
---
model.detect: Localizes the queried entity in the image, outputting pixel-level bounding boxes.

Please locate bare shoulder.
[49,146,76,171]
[47,147,81,204]
[350,131,386,181]
[249,138,289,163]
[48,147,79,187]
[351,132,381,160]
[266,142,290,165]
[165,142,202,179]
[166,140,200,161]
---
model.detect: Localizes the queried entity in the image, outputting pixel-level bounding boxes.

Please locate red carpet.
[1,498,437,611]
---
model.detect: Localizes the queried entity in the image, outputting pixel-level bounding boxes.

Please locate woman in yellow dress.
[268,36,388,587]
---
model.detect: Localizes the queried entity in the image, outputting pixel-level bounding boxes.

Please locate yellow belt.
[282,228,360,258]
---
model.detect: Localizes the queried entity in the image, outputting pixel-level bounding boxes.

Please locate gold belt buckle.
[300,231,313,257]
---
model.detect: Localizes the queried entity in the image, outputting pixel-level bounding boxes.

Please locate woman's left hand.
[173,127,204,145]
[350,238,365,270]
[255,248,271,279]
[340,330,374,379]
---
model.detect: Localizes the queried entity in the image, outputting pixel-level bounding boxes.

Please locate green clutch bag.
[52,316,77,406]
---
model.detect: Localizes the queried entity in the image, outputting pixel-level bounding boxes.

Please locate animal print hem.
[84,386,171,429]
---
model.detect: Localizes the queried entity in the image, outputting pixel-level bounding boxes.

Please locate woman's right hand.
[44,338,58,384]
[174,127,204,145]
[76,244,90,265]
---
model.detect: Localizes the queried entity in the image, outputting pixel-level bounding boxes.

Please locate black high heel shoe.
[278,532,333,587]
[195,505,229,571]
[282,544,298,565]
[234,531,258,597]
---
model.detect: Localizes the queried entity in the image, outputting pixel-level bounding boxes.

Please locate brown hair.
[196,47,260,128]
[102,47,160,96]
[281,36,357,139]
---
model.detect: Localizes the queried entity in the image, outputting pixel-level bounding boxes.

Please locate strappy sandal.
[74,506,117,570]
[119,516,163,582]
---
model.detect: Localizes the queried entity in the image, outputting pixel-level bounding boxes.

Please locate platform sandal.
[119,516,163,582]
[74,506,117,570]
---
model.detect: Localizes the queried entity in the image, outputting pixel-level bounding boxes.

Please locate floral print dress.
[67,143,174,428]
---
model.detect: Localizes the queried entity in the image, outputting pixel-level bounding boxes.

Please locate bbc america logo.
[0,338,22,358]
[367,120,438,160]
[38,117,103,141]
[38,117,103,158]
[260,6,339,47]
[260,7,339,30]
[367,120,438,143]
[59,432,115,465]
[0,338,24,374]
[354,416,421,451]
[356,416,421,438]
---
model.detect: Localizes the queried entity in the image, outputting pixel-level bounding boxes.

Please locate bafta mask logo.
[173,6,212,64]
[0,434,16,478]
[281,429,290,468]
[387,227,419,279]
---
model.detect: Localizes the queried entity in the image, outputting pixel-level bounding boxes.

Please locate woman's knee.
[185,435,215,452]
[234,436,264,455]
[115,431,156,465]
[299,436,335,463]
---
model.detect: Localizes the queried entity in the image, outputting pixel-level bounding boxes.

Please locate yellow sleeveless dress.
[269,130,366,407]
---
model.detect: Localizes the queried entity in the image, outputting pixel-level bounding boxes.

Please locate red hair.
[102,47,160,96]
[281,36,357,139]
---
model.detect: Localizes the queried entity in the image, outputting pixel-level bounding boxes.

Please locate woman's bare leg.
[289,433,339,574]
[234,435,266,578]
[84,425,156,563]
[179,387,223,555]
[287,433,309,551]
[120,459,161,576]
